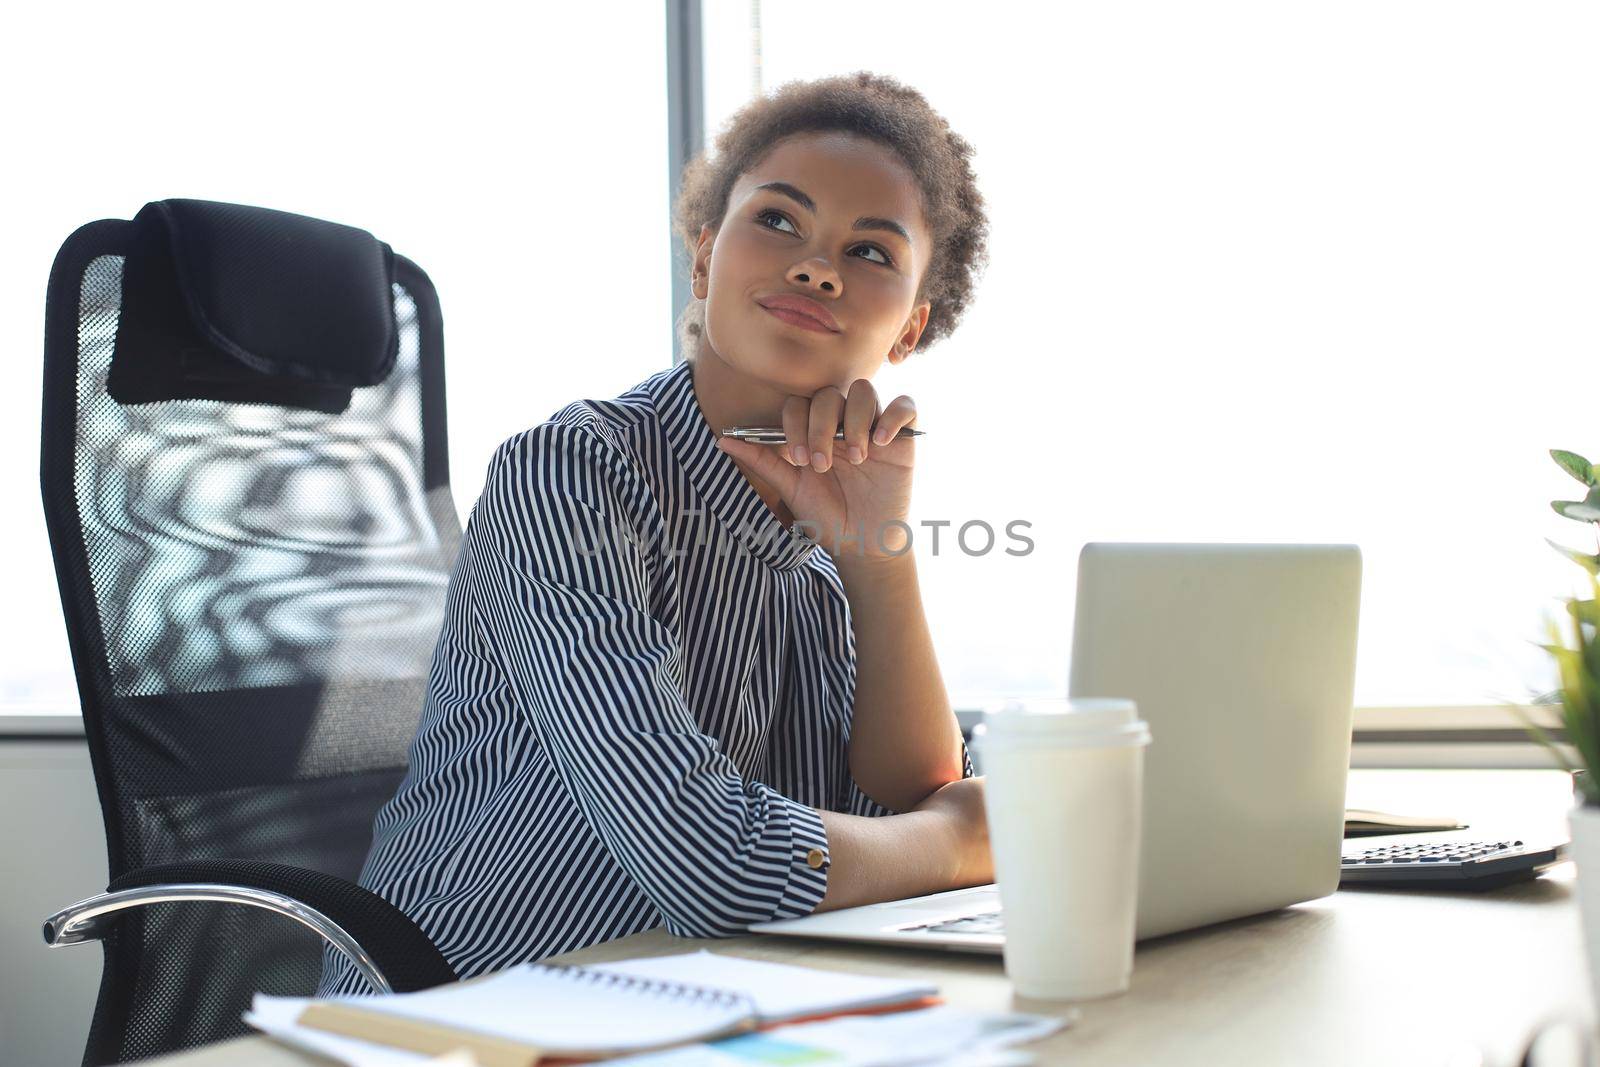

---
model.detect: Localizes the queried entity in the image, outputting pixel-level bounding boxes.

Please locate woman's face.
[691,131,932,395]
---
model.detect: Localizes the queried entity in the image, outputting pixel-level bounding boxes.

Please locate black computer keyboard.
[915,910,1003,936]
[1339,838,1567,890]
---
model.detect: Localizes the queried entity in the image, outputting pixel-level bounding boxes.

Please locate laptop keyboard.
[889,840,1564,939]
[902,909,1004,936]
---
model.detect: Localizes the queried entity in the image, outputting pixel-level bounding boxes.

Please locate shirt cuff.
[773,800,831,919]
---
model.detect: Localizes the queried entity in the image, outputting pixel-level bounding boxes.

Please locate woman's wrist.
[834,544,917,591]
[903,803,973,890]
[911,780,993,889]
[956,813,993,888]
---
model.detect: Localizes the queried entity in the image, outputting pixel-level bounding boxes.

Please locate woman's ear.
[888,302,932,364]
[691,223,716,300]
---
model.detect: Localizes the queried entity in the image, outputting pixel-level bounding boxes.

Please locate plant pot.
[1573,799,1600,1024]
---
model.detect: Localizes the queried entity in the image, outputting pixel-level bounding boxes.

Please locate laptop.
[751,542,1363,952]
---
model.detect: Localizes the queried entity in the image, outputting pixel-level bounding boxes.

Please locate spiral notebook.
[259,951,939,1067]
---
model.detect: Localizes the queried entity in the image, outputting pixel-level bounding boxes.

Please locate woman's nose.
[788,260,840,293]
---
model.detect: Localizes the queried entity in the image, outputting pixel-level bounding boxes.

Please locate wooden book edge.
[296,999,758,1065]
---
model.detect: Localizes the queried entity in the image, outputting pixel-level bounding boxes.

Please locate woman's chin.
[761,364,837,395]
[735,350,829,389]
[705,335,842,393]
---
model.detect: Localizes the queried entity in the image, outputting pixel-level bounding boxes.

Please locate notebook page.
[586,950,939,1023]
[341,963,753,1052]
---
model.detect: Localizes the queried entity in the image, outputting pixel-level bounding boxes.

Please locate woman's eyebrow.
[754,181,913,246]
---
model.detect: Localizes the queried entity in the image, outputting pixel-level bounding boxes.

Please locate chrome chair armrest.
[43,882,392,993]
[40,859,457,995]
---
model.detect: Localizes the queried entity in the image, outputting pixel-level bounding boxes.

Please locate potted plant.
[1531,449,1600,1017]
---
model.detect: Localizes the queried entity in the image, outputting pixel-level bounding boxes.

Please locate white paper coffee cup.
[972,696,1151,1000]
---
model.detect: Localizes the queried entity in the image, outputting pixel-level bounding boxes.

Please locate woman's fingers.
[766,383,911,472]
[806,386,846,473]
[873,394,918,446]
[781,394,811,467]
[714,436,800,501]
[841,378,878,465]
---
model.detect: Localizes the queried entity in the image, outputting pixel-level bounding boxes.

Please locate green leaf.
[1547,538,1600,574]
[1577,576,1600,775]
[1566,599,1600,627]
[1552,449,1597,486]
[1552,500,1600,522]
[1551,588,1600,789]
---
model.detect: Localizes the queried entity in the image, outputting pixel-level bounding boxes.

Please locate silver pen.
[721,425,924,445]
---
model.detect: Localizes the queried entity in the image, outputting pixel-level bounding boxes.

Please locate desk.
[145,770,1593,1067]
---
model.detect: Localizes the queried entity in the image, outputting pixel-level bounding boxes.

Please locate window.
[3,4,670,714]
[703,0,1600,715]
[8,3,1597,727]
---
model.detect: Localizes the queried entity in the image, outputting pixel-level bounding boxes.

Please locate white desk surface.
[144,769,1593,1067]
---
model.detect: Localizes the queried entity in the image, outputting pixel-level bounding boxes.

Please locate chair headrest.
[108,199,400,413]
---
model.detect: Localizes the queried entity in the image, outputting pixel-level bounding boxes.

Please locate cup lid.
[977,696,1150,745]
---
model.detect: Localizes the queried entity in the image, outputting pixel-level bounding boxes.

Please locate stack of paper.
[245,949,945,1065]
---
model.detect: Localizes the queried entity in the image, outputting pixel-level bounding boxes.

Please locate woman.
[320,71,994,994]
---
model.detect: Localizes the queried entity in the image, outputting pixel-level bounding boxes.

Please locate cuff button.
[806,848,826,869]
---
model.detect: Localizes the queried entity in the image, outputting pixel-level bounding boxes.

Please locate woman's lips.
[762,305,837,334]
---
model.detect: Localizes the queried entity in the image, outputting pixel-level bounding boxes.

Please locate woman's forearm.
[813,808,958,912]
[837,551,965,812]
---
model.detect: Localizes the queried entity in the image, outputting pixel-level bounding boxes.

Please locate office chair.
[38,199,462,1065]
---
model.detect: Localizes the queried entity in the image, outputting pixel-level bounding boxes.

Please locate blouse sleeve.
[466,424,830,938]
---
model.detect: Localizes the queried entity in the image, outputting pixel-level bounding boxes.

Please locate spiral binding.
[529,962,758,1016]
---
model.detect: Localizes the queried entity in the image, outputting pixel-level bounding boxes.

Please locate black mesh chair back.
[40,200,461,1063]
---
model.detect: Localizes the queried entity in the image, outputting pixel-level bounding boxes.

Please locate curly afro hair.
[672,70,990,360]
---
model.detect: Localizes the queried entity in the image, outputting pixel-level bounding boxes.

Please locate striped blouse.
[319,356,971,994]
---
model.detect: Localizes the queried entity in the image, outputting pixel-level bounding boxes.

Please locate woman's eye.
[755,208,797,235]
[754,209,893,267]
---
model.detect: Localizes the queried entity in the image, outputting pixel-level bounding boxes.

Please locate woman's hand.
[714,377,918,562]
[912,776,993,889]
